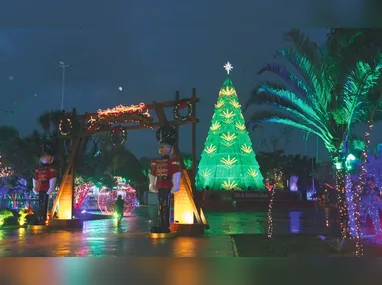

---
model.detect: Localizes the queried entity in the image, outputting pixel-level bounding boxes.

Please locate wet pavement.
[0,206,337,257]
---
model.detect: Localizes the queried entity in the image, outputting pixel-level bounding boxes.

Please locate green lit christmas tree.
[196,62,265,191]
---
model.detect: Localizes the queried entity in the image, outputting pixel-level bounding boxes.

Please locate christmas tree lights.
[196,63,265,191]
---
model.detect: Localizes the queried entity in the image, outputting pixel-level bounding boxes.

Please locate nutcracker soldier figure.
[32,143,58,225]
[149,126,181,233]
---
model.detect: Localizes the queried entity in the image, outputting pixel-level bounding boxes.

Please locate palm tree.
[327,29,382,250]
[326,29,382,182]
[245,29,382,238]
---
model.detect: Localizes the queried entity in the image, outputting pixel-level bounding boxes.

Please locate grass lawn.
[231,234,382,257]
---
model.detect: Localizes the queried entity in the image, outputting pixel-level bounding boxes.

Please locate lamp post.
[59,61,71,110]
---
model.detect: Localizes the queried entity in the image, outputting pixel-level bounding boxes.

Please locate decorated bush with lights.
[74,183,93,210]
[196,63,265,191]
[97,177,137,216]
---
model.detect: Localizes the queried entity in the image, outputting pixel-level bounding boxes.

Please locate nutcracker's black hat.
[41,142,55,156]
[156,126,177,147]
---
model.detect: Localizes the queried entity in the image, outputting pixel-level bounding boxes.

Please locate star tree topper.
[224,62,233,74]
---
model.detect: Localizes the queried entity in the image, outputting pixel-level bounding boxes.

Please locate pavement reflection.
[0,207,336,257]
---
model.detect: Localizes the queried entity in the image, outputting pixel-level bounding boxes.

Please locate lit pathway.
[0,206,333,257]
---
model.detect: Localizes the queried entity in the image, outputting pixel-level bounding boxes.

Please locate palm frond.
[252,82,324,125]
[276,48,321,94]
[277,30,325,94]
[327,29,382,89]
[284,29,324,69]
[249,89,333,143]
[247,28,382,161]
[340,57,382,127]
[258,63,309,98]
[248,110,336,152]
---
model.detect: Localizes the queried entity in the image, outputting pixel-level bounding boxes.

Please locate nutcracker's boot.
[150,189,162,233]
[38,191,49,225]
[150,188,171,233]
[159,189,171,233]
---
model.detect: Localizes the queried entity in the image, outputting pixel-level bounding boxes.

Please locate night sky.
[0,2,377,161]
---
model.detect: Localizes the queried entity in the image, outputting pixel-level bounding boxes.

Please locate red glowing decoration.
[112,125,122,134]
[177,100,188,109]
[173,100,193,122]
[265,180,274,191]
[74,183,93,210]
[97,183,137,216]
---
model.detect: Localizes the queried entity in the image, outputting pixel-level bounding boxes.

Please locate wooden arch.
[49,89,208,232]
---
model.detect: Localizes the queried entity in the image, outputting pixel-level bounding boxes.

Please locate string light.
[97,183,137,216]
[88,103,153,133]
[58,117,73,136]
[109,126,127,145]
[324,207,330,227]
[264,167,282,239]
[74,183,93,210]
[335,163,348,239]
[0,154,13,178]
[173,100,193,121]
[267,186,275,238]
[353,120,373,256]
[345,174,356,238]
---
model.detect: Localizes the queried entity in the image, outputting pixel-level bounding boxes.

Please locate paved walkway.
[0,206,335,257]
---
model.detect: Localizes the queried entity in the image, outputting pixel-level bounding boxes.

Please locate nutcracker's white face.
[158,144,173,156]
[40,154,53,164]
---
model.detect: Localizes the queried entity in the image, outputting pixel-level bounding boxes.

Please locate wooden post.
[174,91,180,152]
[191,88,197,193]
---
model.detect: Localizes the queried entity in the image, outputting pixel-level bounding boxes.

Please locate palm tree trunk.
[333,134,350,239]
[358,99,381,192]
[335,166,348,238]
[353,100,381,255]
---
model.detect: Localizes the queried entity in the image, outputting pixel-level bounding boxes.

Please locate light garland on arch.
[87,103,153,133]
